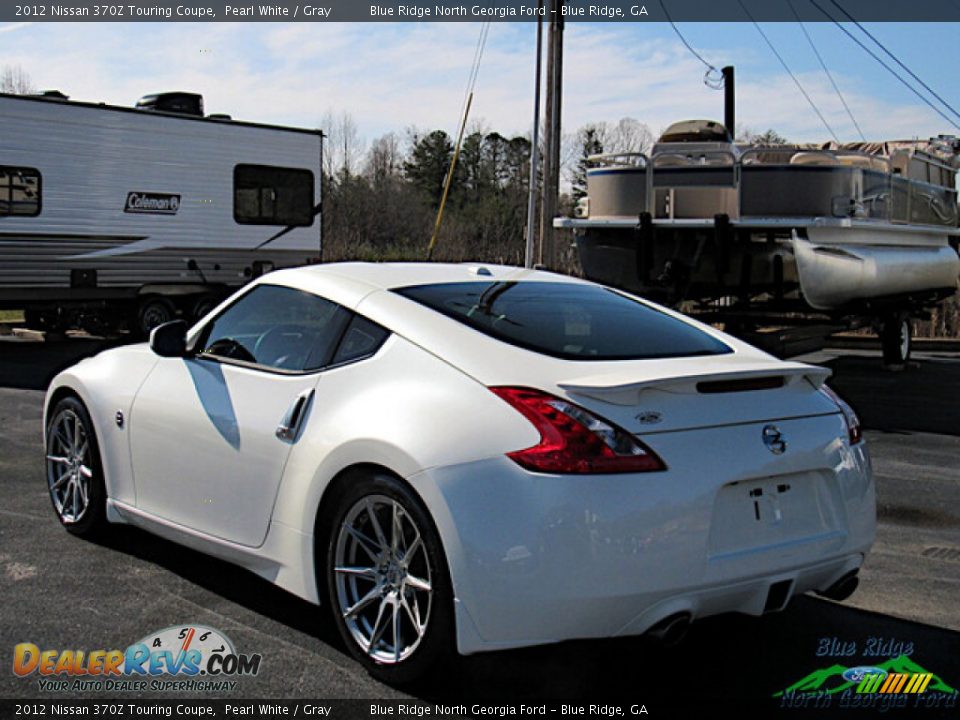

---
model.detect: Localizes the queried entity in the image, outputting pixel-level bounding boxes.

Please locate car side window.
[331,315,390,366]
[196,284,350,372]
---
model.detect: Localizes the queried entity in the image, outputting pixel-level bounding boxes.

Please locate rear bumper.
[408,414,876,655]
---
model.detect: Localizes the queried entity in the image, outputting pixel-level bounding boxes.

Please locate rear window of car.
[394,281,732,360]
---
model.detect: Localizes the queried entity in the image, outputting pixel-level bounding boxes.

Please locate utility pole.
[539,0,564,269]
[524,2,543,269]
[723,66,735,138]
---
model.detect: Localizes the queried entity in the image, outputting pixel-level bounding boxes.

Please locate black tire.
[881,313,911,365]
[23,308,42,329]
[324,472,454,684]
[24,308,66,333]
[191,294,220,323]
[44,396,108,538]
[136,297,176,339]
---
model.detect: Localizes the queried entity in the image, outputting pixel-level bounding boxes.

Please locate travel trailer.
[0,91,323,336]
[557,119,960,362]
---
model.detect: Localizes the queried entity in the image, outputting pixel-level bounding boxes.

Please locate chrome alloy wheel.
[46,408,94,523]
[333,494,433,664]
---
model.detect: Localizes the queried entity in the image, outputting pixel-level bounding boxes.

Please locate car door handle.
[276,388,314,441]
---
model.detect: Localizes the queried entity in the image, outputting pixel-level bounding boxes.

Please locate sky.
[2,19,959,150]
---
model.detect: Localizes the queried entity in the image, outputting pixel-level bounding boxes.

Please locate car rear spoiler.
[558,363,832,406]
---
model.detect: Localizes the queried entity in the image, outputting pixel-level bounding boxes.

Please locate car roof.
[273,261,588,293]
[246,260,769,389]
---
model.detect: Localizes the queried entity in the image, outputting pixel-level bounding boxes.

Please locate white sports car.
[44,262,875,681]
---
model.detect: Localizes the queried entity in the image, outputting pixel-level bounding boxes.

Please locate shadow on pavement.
[92,525,338,647]
[92,525,960,717]
[0,337,127,391]
[823,355,959,437]
[416,600,959,717]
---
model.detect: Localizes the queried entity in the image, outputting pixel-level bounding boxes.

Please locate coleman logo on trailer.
[124,192,181,215]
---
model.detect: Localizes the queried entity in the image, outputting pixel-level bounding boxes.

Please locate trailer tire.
[25,308,67,333]
[136,297,176,338]
[881,313,911,365]
[191,294,220,323]
[23,308,42,330]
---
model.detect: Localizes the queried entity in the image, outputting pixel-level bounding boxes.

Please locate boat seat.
[835,154,889,172]
[790,152,889,172]
[790,152,841,167]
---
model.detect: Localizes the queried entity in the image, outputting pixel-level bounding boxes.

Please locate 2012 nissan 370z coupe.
[44,262,876,681]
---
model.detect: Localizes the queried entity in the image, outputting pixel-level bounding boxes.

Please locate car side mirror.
[150,320,189,358]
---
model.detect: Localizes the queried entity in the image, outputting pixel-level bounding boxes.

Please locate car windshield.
[394,281,732,361]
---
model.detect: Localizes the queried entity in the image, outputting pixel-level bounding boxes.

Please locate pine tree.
[572,126,604,201]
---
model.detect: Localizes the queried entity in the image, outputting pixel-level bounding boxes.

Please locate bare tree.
[735,125,789,145]
[320,109,365,179]
[607,117,654,155]
[364,132,403,185]
[561,118,653,187]
[1,65,35,94]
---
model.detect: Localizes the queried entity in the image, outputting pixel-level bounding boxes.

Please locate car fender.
[45,344,160,508]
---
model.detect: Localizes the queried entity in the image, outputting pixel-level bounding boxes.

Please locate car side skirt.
[109,500,320,604]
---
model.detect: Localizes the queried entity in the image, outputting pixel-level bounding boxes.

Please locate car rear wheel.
[325,473,452,683]
[45,397,108,537]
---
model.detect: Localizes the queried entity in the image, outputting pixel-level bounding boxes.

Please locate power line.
[429,22,491,260]
[659,0,724,89]
[829,0,960,124]
[738,0,839,142]
[809,0,960,132]
[454,22,491,133]
[787,0,865,140]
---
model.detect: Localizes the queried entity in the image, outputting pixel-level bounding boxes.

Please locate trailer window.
[0,167,41,217]
[234,164,314,226]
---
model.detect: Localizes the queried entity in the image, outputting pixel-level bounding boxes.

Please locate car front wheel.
[325,473,453,683]
[45,396,108,537]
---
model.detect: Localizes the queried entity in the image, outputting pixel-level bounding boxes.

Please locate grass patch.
[0,310,24,323]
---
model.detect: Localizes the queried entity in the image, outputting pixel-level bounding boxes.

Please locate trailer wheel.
[881,313,911,365]
[136,297,176,338]
[24,308,66,333]
[23,309,42,329]
[191,294,220,323]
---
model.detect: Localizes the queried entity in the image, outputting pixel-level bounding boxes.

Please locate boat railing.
[582,145,958,227]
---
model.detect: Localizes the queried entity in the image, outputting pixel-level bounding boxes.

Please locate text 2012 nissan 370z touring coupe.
[44,262,875,681]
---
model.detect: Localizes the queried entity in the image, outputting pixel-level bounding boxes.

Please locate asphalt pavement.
[0,336,957,716]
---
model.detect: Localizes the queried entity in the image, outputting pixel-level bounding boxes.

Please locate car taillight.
[490,386,666,474]
[819,385,863,445]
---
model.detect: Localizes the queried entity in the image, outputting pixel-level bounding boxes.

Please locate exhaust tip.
[645,612,692,647]
[817,571,860,602]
